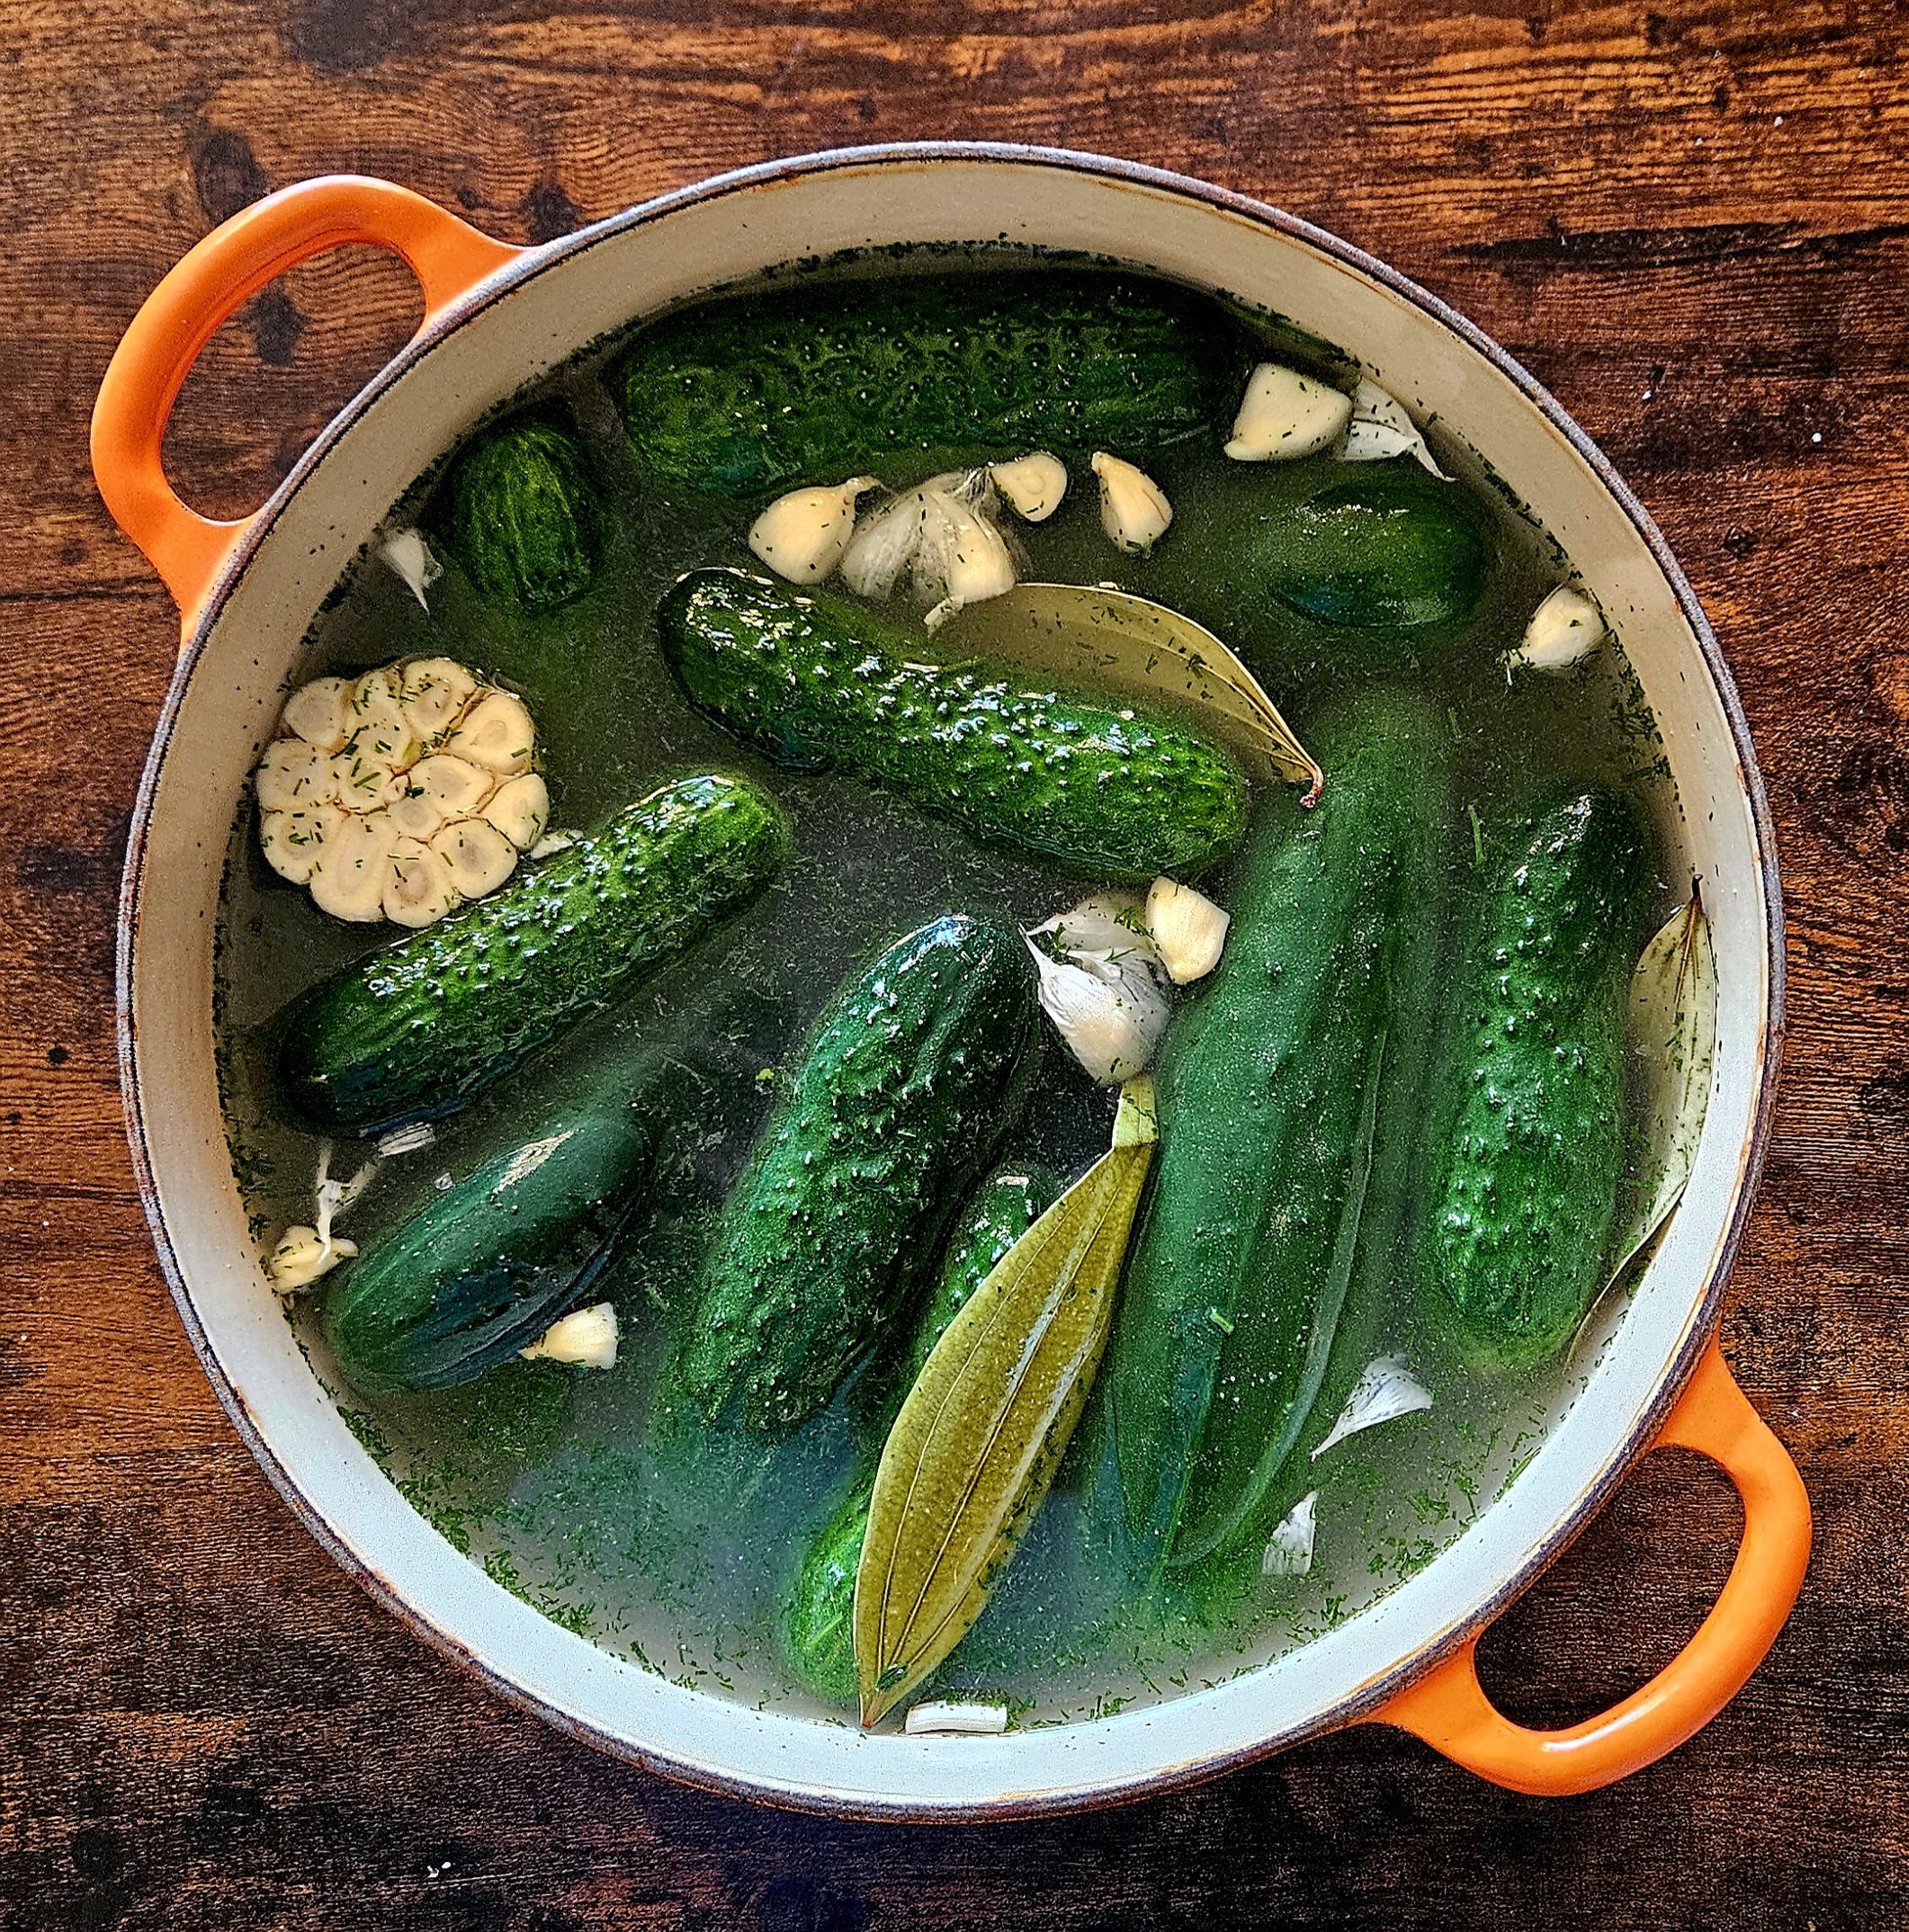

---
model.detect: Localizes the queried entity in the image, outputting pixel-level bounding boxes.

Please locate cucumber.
[668,914,1042,1435]
[658,568,1249,881]
[1420,786,1653,1365]
[280,774,786,1135]
[617,271,1252,494]
[1105,690,1455,1565]
[435,417,605,613]
[323,1074,668,1395]
[780,1162,1066,1704]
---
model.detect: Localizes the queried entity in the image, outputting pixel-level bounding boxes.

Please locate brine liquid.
[214,251,1680,1723]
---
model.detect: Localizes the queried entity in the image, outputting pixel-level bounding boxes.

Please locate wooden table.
[4,3,1896,1923]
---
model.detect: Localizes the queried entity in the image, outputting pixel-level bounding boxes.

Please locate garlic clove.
[1225,363,1354,461]
[1025,935,1171,1086]
[521,1301,620,1368]
[265,1223,357,1292]
[917,487,1017,628]
[255,738,337,811]
[748,477,880,585]
[480,772,551,852]
[379,528,444,609]
[399,656,480,742]
[408,752,496,818]
[431,817,518,899]
[1338,379,1448,478]
[386,786,446,843]
[444,690,535,774]
[1514,585,1608,672]
[840,490,928,601]
[384,835,461,928]
[990,451,1068,523]
[1090,452,1173,553]
[281,676,353,753]
[259,804,345,885]
[328,742,408,812]
[346,667,412,751]
[309,809,397,922]
[1145,877,1232,984]
[1026,893,1164,976]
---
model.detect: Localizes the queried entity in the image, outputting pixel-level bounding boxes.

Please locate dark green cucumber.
[670,915,1042,1435]
[617,271,1253,494]
[435,417,605,613]
[323,1077,668,1395]
[1420,786,1654,1365]
[658,568,1249,881]
[280,774,786,1135]
[780,1161,1066,1704]
[1105,690,1455,1565]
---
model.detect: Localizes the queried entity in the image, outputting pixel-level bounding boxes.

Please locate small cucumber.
[658,568,1249,881]
[780,1162,1066,1704]
[1420,786,1654,1365]
[435,417,605,613]
[280,774,786,1134]
[617,271,1252,494]
[668,915,1042,1435]
[323,1076,668,1396]
[1104,690,1456,1565]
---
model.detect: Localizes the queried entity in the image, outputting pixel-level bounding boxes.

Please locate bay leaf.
[1608,881,1718,1289]
[854,1078,1160,1729]
[931,583,1323,802]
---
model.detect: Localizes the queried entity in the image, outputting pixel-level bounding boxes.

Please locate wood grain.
[4,1,1905,1925]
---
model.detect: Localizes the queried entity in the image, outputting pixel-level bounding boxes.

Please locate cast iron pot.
[93,144,1809,1817]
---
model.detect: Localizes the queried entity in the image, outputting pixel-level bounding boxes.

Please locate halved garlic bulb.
[255,658,538,928]
[1513,584,1608,672]
[1224,363,1354,461]
[748,476,879,584]
[1145,877,1231,984]
[990,451,1068,522]
[521,1301,620,1368]
[379,527,444,610]
[1338,379,1447,477]
[1090,452,1172,553]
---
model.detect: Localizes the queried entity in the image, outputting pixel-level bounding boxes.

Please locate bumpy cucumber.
[617,272,1252,494]
[658,568,1249,880]
[1420,786,1653,1365]
[280,774,786,1134]
[670,915,1042,1435]
[435,417,605,613]
[323,1076,668,1395]
[1105,690,1455,1565]
[780,1162,1066,1704]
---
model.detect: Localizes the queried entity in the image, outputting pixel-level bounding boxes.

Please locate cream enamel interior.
[123,150,1775,1818]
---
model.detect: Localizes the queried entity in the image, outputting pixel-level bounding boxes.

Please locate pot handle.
[90,174,524,640]
[1365,1334,1808,1795]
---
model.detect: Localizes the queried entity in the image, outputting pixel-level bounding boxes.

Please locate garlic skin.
[1090,452,1172,553]
[990,451,1068,522]
[1260,1491,1319,1578]
[1312,1354,1434,1460]
[1025,894,1173,1085]
[748,477,879,585]
[1026,893,1163,976]
[265,1223,357,1292]
[839,491,927,600]
[839,470,1018,623]
[522,1301,620,1369]
[1225,363,1354,462]
[1514,585,1607,672]
[1338,379,1449,478]
[1145,877,1231,984]
[379,528,444,609]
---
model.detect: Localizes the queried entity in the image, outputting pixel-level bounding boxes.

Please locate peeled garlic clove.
[386,787,445,842]
[383,835,460,928]
[260,804,345,885]
[748,476,879,585]
[1339,380,1448,477]
[1145,877,1231,984]
[521,1301,620,1368]
[329,743,407,812]
[379,528,444,609]
[917,487,1017,629]
[408,752,496,818]
[445,690,535,774]
[1225,362,1355,461]
[399,656,479,742]
[840,491,927,601]
[1026,937,1171,1086]
[432,818,517,899]
[990,452,1068,522]
[309,809,397,922]
[1514,585,1607,671]
[281,675,353,753]
[265,1224,356,1292]
[255,738,336,811]
[481,772,550,852]
[1090,452,1173,553]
